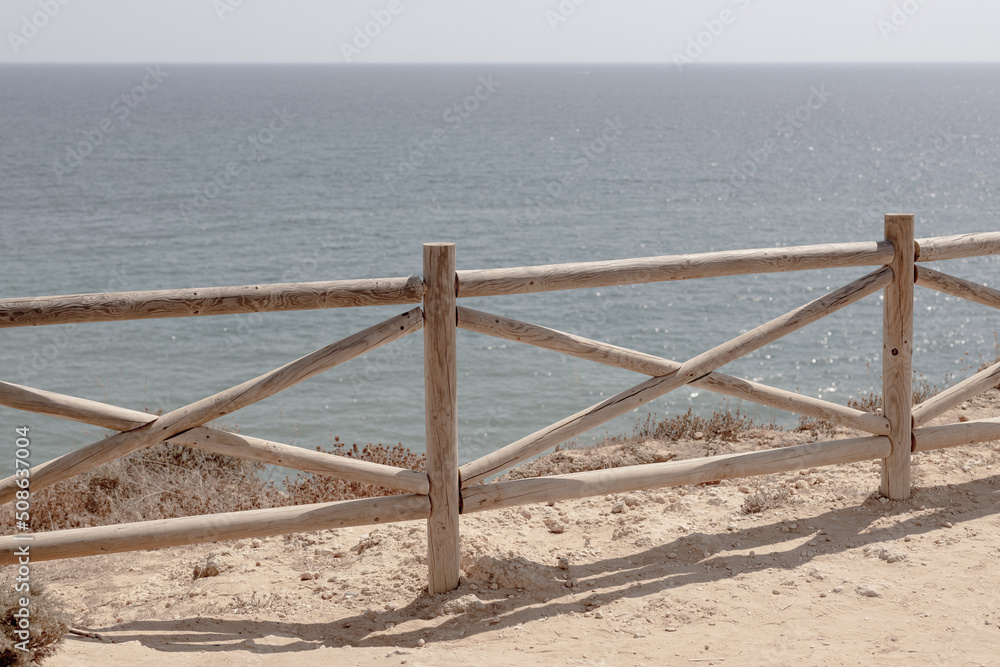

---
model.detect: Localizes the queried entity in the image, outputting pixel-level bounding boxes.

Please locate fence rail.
[2,215,999,597]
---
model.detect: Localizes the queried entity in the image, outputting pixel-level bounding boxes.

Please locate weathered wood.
[0,308,423,505]
[462,436,890,513]
[911,359,1000,428]
[915,232,1000,263]
[881,214,915,500]
[0,380,429,494]
[457,307,890,435]
[0,276,424,328]
[423,243,460,594]
[915,266,1000,311]
[913,416,1000,452]
[0,494,430,564]
[456,241,893,298]
[460,267,891,486]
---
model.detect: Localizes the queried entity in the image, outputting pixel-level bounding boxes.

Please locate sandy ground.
[26,392,1000,666]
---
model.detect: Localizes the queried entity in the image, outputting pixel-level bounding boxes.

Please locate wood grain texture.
[0,380,429,494]
[462,436,890,513]
[916,266,1000,311]
[459,267,891,487]
[911,359,1000,428]
[0,308,423,505]
[457,307,889,435]
[881,214,915,500]
[423,243,460,594]
[915,232,1000,263]
[0,276,424,328]
[0,493,430,564]
[456,241,893,298]
[913,416,1000,453]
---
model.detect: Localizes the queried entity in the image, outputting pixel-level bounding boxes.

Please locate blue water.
[1,64,998,477]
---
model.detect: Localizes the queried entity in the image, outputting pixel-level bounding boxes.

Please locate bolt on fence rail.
[2,215,999,595]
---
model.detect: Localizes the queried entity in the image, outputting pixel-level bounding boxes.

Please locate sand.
[32,392,1000,666]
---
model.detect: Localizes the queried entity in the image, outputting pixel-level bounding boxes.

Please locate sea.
[1,63,998,479]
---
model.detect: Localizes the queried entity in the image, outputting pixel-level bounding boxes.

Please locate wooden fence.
[2,214,999,595]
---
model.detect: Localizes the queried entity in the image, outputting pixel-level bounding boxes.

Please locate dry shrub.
[0,441,285,534]
[632,408,763,443]
[741,485,791,515]
[284,438,425,504]
[0,579,71,666]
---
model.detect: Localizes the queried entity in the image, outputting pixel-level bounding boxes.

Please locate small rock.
[416,638,425,647]
[519,509,532,520]
[941,521,954,529]
[301,572,318,581]
[665,627,678,632]
[558,557,570,570]
[545,519,566,534]
[594,610,604,619]
[832,586,843,593]
[693,431,704,440]
[611,501,626,514]
[772,589,781,595]
[251,539,261,548]
[623,495,640,507]
[856,585,882,598]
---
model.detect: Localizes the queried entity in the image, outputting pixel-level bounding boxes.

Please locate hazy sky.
[3,0,998,64]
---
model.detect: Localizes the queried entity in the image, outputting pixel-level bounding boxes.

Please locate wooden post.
[881,214,915,499]
[423,243,460,594]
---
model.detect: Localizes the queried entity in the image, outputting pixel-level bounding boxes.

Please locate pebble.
[772,589,781,595]
[558,557,570,570]
[856,585,882,598]
[594,611,604,619]
[416,638,425,647]
[301,572,318,581]
[545,520,566,534]
[611,502,626,514]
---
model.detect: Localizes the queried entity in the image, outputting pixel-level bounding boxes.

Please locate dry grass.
[630,407,770,443]
[283,438,425,504]
[0,435,425,535]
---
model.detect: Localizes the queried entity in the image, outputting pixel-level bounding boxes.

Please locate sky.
[2,0,999,64]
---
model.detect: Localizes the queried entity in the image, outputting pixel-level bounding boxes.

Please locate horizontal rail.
[911,360,1000,428]
[0,308,423,505]
[0,381,429,495]
[457,307,889,435]
[913,416,1000,453]
[0,493,430,563]
[460,267,891,486]
[0,276,424,328]
[455,241,894,298]
[916,232,1000,263]
[916,266,1000,311]
[462,435,890,513]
